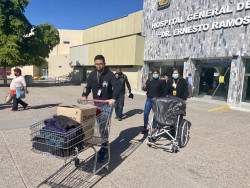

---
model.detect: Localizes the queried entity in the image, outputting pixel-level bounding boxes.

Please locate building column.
[227,55,245,106]
[184,58,199,96]
[183,58,195,78]
[141,62,149,88]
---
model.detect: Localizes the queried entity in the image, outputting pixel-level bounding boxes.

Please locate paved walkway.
[0,86,249,187]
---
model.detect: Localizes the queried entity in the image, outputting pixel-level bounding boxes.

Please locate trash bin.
[25,75,33,86]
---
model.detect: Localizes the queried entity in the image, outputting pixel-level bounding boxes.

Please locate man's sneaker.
[118,118,122,121]
[11,109,17,111]
[98,152,107,162]
[97,148,108,162]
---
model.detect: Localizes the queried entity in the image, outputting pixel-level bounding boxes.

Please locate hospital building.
[4,0,250,106]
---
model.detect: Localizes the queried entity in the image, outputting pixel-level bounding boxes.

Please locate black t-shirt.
[163,78,189,100]
[144,78,166,98]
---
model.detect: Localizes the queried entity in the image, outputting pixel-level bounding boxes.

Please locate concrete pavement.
[0,85,249,188]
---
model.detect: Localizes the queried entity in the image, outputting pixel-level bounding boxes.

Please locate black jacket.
[115,72,131,94]
[163,78,189,100]
[143,78,166,98]
[82,67,120,100]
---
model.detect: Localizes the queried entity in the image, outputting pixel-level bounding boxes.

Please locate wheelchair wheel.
[177,119,190,148]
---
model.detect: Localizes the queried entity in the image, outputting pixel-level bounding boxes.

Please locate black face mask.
[118,72,122,75]
[14,73,17,76]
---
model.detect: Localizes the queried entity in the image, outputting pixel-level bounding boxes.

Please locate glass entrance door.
[242,59,250,102]
[198,60,231,101]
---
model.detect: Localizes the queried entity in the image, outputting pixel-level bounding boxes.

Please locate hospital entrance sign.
[152,1,250,38]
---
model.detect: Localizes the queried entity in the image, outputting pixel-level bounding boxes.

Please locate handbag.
[16,87,25,99]
[13,78,25,99]
[5,93,14,103]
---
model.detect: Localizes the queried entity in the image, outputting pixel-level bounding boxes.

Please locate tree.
[0,0,60,85]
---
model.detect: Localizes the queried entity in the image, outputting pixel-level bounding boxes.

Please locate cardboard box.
[57,104,97,142]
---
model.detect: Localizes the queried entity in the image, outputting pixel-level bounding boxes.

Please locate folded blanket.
[53,115,81,130]
[44,118,67,133]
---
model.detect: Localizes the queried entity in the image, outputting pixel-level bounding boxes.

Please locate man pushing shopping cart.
[82,54,120,162]
[30,55,120,188]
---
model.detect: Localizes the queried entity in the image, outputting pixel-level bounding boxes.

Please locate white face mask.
[153,74,159,79]
[172,73,179,79]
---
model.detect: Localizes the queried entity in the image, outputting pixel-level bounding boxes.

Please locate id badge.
[97,89,102,96]
[173,90,177,96]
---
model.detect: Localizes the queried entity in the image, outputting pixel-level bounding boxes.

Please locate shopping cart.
[30,99,113,188]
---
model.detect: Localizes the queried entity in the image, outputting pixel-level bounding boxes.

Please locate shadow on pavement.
[109,126,147,171]
[122,109,144,119]
[0,103,60,111]
[87,126,147,187]
[0,103,13,110]
[26,103,61,110]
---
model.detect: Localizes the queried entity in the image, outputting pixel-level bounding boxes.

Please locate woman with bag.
[10,68,29,111]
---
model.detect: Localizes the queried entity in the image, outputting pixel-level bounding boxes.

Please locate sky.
[24,0,144,30]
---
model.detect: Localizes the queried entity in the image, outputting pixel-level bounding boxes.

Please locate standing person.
[187,73,193,97]
[163,69,188,137]
[164,69,189,101]
[82,55,120,162]
[114,67,132,121]
[142,69,166,134]
[161,75,168,83]
[10,68,29,111]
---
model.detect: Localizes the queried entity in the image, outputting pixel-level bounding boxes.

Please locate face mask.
[153,74,159,79]
[118,72,122,75]
[172,74,179,79]
[14,73,17,76]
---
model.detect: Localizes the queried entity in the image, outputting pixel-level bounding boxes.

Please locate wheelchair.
[147,96,191,153]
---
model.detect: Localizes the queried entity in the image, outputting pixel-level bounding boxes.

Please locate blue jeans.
[144,97,156,129]
[115,93,125,118]
[96,105,113,139]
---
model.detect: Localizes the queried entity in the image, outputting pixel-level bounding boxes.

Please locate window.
[246,59,250,74]
[242,59,250,102]
[63,41,70,44]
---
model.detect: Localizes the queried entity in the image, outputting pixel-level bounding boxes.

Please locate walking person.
[164,69,189,101]
[10,68,29,111]
[187,73,193,97]
[114,67,132,121]
[82,55,120,162]
[142,69,166,134]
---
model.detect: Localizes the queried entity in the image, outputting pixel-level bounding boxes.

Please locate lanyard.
[172,79,179,89]
[172,80,178,96]
[97,72,102,88]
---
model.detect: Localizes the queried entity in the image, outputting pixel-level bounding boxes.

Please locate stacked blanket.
[32,116,84,157]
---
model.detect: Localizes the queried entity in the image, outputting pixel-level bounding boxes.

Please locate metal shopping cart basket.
[30,99,113,188]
